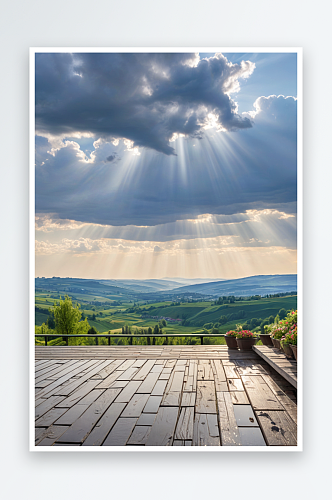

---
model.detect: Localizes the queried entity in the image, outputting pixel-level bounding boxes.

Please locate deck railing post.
[45,335,48,346]
[130,336,133,345]
[66,336,68,346]
[153,337,155,345]
[108,336,111,346]
[95,336,98,346]
[200,336,203,345]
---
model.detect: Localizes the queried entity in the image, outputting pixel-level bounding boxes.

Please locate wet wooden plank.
[102,417,137,446]
[37,425,70,446]
[195,381,217,414]
[151,364,164,373]
[223,363,239,379]
[151,379,168,396]
[180,392,196,407]
[165,360,176,369]
[145,406,179,446]
[183,360,197,392]
[95,369,124,389]
[35,396,66,420]
[114,381,142,403]
[73,389,105,407]
[116,366,140,381]
[34,360,97,399]
[55,380,102,407]
[121,393,150,417]
[229,391,249,405]
[193,413,220,446]
[133,360,156,380]
[94,359,125,379]
[143,395,163,413]
[256,410,297,446]
[54,404,90,426]
[57,388,121,443]
[53,360,112,396]
[216,392,241,446]
[127,426,152,445]
[227,378,244,391]
[161,370,185,406]
[174,407,194,440]
[261,374,297,423]
[35,407,68,427]
[111,380,129,388]
[212,359,228,392]
[35,427,47,445]
[137,413,157,426]
[197,360,214,381]
[241,375,284,410]
[35,360,78,381]
[136,372,160,394]
[253,346,297,388]
[235,360,267,376]
[238,427,266,446]
[233,405,259,427]
[82,403,126,446]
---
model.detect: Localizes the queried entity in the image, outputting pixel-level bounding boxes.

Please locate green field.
[35,291,297,341]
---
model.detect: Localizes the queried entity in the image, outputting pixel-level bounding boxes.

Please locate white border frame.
[29,47,303,452]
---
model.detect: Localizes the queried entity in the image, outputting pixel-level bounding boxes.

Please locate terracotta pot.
[259,334,274,346]
[271,338,282,350]
[224,336,238,349]
[236,337,257,350]
[282,343,294,359]
[290,344,297,361]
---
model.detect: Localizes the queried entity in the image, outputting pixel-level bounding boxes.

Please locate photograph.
[31,48,301,450]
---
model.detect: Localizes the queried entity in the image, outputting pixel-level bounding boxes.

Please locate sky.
[34,51,298,280]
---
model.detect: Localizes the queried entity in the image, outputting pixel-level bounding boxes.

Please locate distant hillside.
[166,274,297,297]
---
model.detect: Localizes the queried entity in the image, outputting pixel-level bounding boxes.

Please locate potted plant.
[270,322,290,350]
[259,324,274,346]
[283,325,297,360]
[280,333,294,358]
[270,310,297,353]
[224,330,238,349]
[235,330,257,350]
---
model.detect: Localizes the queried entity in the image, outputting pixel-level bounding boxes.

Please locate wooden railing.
[35,333,225,346]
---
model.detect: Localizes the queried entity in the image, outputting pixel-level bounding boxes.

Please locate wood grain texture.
[193,413,220,446]
[256,410,297,446]
[145,407,179,446]
[34,346,297,447]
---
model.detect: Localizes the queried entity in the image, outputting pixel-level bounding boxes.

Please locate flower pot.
[259,334,274,346]
[282,343,294,359]
[224,336,238,349]
[236,337,257,350]
[271,338,282,350]
[290,344,297,361]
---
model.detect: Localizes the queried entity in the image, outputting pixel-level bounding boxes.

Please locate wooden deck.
[35,346,297,447]
[253,345,297,388]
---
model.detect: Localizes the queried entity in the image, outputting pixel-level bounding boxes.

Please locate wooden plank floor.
[35,346,297,447]
[252,345,297,388]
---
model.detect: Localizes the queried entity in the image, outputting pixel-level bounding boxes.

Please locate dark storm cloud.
[35,52,254,155]
[35,94,297,227]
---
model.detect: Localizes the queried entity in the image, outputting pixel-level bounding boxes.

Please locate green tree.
[279,308,287,320]
[153,324,160,335]
[52,295,83,342]
[47,313,55,329]
[88,326,98,335]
